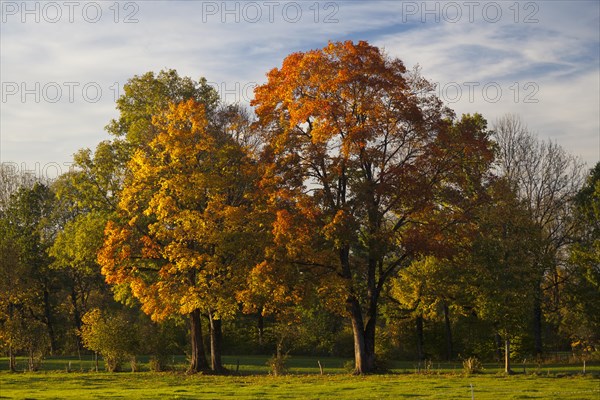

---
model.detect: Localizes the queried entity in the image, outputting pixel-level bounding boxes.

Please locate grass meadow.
[0,355,598,399]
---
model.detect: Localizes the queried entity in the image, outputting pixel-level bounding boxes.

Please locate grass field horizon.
[1,355,599,399]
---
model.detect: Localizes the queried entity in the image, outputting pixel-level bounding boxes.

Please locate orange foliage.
[251,40,494,325]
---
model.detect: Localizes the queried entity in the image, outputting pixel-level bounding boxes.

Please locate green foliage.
[469,179,539,335]
[49,211,107,274]
[0,183,59,360]
[286,304,346,356]
[105,69,219,146]
[79,309,139,372]
[562,162,600,352]
[66,141,129,213]
[138,317,186,371]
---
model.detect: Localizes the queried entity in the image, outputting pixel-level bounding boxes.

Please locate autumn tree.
[55,70,223,363]
[251,41,494,374]
[98,100,263,373]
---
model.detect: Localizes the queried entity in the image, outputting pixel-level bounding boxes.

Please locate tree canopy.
[1,42,597,376]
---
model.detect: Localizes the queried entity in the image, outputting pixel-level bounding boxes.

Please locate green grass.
[0,356,599,399]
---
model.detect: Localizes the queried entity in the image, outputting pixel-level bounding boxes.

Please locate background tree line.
[1,42,598,375]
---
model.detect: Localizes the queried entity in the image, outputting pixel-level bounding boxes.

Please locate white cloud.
[1,0,598,169]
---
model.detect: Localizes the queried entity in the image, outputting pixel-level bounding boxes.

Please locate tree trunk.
[494,332,503,362]
[533,295,543,357]
[416,314,425,361]
[208,312,225,374]
[348,297,375,374]
[504,337,513,374]
[341,243,377,375]
[189,309,208,373]
[28,348,34,372]
[257,311,264,346]
[71,286,83,352]
[443,302,453,361]
[43,288,57,354]
[8,303,16,372]
[364,314,377,371]
[8,343,16,372]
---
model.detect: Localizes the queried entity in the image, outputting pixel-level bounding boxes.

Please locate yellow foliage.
[98,99,263,323]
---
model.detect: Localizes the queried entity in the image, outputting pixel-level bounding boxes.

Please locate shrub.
[79,309,139,372]
[149,356,166,372]
[416,359,434,375]
[267,352,289,376]
[462,356,484,375]
[130,356,139,372]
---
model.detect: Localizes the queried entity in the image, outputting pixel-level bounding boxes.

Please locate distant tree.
[493,114,585,356]
[469,179,539,374]
[0,184,59,354]
[0,163,38,212]
[0,221,33,371]
[561,162,600,354]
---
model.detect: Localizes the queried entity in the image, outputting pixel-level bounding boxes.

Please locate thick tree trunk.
[364,314,377,371]
[504,337,513,374]
[533,295,543,357]
[189,309,208,373]
[348,298,376,374]
[349,299,367,374]
[208,312,225,374]
[443,302,453,361]
[416,314,425,361]
[341,244,378,375]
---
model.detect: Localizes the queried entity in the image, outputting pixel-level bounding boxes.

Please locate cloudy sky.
[1,0,599,177]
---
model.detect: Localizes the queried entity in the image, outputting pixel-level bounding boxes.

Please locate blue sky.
[1,0,599,177]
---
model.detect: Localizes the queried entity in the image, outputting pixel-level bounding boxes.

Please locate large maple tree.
[98,100,262,373]
[251,41,494,374]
